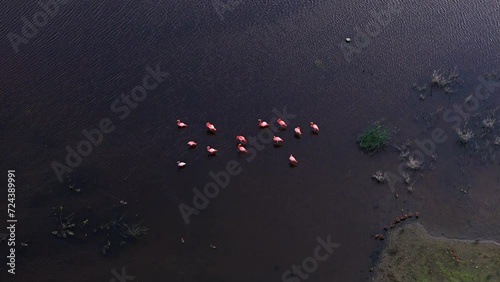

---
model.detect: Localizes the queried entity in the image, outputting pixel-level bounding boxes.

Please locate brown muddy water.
[0,0,499,281]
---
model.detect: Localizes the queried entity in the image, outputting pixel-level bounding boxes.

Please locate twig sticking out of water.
[402,172,411,185]
[444,87,455,95]
[494,136,500,146]
[111,216,149,240]
[412,83,425,90]
[407,181,415,193]
[457,127,474,144]
[52,206,75,238]
[430,68,460,91]
[372,171,389,183]
[431,70,447,87]
[394,140,411,160]
[482,115,496,129]
[407,156,423,170]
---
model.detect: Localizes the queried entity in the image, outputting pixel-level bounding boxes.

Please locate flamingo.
[273,136,284,144]
[310,122,319,133]
[237,143,247,153]
[177,161,187,167]
[177,119,187,128]
[294,127,302,136]
[206,146,218,154]
[206,122,217,132]
[277,118,287,128]
[289,154,298,165]
[236,135,247,143]
[258,119,270,128]
[187,141,197,147]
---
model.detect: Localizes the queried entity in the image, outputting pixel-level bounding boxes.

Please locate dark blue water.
[1,0,499,281]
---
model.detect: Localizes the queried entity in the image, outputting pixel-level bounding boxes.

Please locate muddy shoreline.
[374,223,500,282]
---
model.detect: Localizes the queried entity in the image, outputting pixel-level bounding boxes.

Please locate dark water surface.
[1,0,499,281]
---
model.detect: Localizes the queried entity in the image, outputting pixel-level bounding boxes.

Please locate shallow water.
[1,0,499,281]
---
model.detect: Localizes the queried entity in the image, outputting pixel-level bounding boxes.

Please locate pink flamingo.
[258,119,270,128]
[237,144,247,153]
[277,118,287,128]
[177,119,187,128]
[206,122,217,132]
[273,136,284,144]
[206,146,218,154]
[289,154,298,165]
[310,122,319,133]
[294,127,302,136]
[187,141,197,147]
[236,135,247,143]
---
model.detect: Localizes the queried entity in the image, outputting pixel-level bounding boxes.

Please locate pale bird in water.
[277,118,287,128]
[310,122,319,133]
[206,146,218,154]
[237,143,247,153]
[177,119,187,128]
[294,127,302,136]
[273,136,284,144]
[206,122,217,132]
[236,135,247,143]
[177,161,187,167]
[187,141,197,147]
[258,119,270,128]
[289,154,298,165]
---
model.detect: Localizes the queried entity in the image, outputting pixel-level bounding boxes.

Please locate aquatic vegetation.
[431,70,448,87]
[443,86,455,95]
[101,240,111,256]
[456,127,474,143]
[402,172,411,184]
[357,122,391,153]
[465,94,474,103]
[399,147,410,159]
[411,83,427,92]
[314,59,327,70]
[111,216,149,240]
[98,215,149,241]
[120,223,149,239]
[406,156,423,170]
[372,171,388,183]
[430,69,460,93]
[52,206,75,238]
[481,110,497,130]
[406,182,415,193]
[482,116,496,129]
[448,69,459,81]
[482,70,500,83]
[394,140,411,159]
[494,136,500,146]
[411,83,428,99]
[68,183,81,193]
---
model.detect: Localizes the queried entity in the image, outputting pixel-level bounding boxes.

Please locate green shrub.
[357,122,391,153]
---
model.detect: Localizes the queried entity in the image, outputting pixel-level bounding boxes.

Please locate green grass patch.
[357,122,391,153]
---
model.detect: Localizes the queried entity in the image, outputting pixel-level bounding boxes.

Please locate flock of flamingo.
[175,118,320,167]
